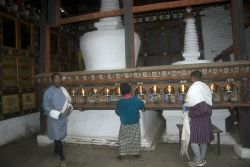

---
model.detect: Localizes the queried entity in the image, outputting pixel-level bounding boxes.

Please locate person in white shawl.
[42,73,73,167]
[182,70,214,167]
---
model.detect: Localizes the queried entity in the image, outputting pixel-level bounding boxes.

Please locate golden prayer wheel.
[102,87,113,96]
[79,88,87,96]
[178,84,188,94]
[135,85,147,95]
[163,85,175,95]
[209,83,218,93]
[70,88,77,96]
[88,88,99,95]
[149,84,160,94]
[225,83,234,92]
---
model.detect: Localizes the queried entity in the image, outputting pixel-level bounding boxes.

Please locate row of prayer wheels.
[69,81,234,99]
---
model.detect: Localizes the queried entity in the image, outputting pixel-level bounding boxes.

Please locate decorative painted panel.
[2,94,19,114]
[18,56,33,87]
[22,92,36,110]
[2,56,17,87]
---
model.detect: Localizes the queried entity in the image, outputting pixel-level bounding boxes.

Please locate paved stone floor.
[0,136,249,167]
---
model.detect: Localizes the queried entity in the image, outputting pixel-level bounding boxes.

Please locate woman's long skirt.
[118,123,141,156]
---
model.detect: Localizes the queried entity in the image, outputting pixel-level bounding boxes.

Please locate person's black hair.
[51,72,62,81]
[120,82,132,95]
[191,70,202,80]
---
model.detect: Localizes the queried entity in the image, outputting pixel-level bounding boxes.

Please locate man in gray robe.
[42,73,72,167]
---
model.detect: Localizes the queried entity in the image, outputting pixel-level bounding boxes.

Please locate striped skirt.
[189,101,214,144]
[118,123,141,156]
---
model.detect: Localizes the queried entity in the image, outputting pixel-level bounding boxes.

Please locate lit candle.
[167,85,172,94]
[210,83,217,92]
[225,83,233,92]
[105,88,110,95]
[153,85,157,93]
[71,89,75,96]
[93,88,97,94]
[81,88,86,96]
[180,84,186,94]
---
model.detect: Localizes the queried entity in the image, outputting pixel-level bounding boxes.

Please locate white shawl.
[181,111,190,160]
[185,81,212,107]
[181,81,212,159]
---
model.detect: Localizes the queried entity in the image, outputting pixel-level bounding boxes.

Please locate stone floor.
[0,136,249,167]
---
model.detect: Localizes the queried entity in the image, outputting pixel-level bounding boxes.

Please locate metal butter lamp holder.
[101,87,113,104]
[79,87,87,104]
[149,84,161,104]
[224,79,234,102]
[178,81,188,103]
[209,83,220,103]
[88,88,99,104]
[135,82,147,103]
[70,88,77,104]
[112,83,122,102]
[163,84,175,103]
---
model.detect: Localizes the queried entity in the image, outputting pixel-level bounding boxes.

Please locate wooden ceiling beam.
[59,0,229,25]
[60,9,124,25]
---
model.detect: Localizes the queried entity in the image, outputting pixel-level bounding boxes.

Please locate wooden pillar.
[238,107,250,148]
[44,25,51,73]
[48,0,61,27]
[39,0,46,134]
[123,0,136,68]
[39,0,47,73]
[231,0,248,60]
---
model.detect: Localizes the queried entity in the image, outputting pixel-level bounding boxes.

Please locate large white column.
[65,0,164,150]
[79,0,140,71]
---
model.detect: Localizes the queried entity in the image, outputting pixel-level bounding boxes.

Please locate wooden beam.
[231,0,248,60]
[214,45,233,61]
[60,9,123,25]
[133,0,228,13]
[59,0,229,25]
[124,0,136,68]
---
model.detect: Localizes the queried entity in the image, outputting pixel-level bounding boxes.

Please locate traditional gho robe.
[184,81,214,144]
[42,85,72,140]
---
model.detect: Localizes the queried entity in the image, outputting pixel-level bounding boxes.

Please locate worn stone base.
[234,144,250,159]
